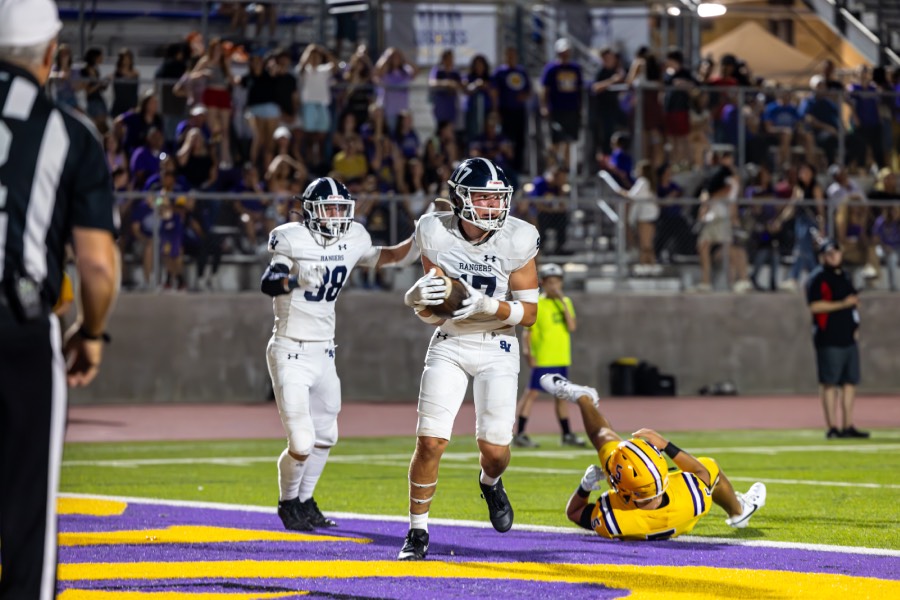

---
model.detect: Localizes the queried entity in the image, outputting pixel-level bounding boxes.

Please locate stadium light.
[667,6,682,16]
[696,3,727,18]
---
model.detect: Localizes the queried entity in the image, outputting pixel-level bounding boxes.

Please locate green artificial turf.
[60,429,900,550]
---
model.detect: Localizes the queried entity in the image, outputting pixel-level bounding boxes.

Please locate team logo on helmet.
[606,439,670,502]
[447,158,514,231]
[299,177,355,243]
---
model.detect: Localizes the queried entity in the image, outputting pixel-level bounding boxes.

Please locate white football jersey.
[268,222,378,341]
[416,211,540,335]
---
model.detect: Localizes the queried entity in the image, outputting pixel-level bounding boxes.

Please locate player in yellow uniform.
[540,373,766,540]
[514,263,584,448]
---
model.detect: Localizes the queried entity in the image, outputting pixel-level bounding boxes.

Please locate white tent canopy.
[701,21,820,83]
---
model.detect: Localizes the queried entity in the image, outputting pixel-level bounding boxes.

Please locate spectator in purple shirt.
[115,90,164,158]
[428,49,462,129]
[130,128,166,190]
[175,104,212,147]
[493,47,531,172]
[848,66,884,169]
[540,38,583,164]
[374,47,418,133]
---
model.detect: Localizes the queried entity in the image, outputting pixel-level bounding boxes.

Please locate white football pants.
[266,335,341,455]
[416,327,520,446]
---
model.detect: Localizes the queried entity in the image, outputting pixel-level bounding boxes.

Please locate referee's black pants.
[0,313,66,600]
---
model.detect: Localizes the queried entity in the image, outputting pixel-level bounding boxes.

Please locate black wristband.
[663,441,681,459]
[79,327,111,343]
[576,486,591,498]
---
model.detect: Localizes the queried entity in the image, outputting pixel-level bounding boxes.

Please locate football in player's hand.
[429,277,470,319]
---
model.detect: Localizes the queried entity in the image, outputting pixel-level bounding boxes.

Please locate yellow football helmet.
[606,438,669,501]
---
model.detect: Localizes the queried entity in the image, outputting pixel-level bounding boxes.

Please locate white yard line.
[61,442,900,468]
[61,454,900,489]
[58,492,900,557]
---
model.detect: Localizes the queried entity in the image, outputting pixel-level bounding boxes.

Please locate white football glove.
[295,263,327,288]
[580,465,604,492]
[403,268,448,308]
[451,279,499,321]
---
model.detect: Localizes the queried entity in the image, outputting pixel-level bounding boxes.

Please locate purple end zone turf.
[56,500,900,597]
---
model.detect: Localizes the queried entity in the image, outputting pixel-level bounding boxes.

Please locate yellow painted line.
[57,560,900,600]
[58,591,304,599]
[60,526,370,547]
[57,497,127,516]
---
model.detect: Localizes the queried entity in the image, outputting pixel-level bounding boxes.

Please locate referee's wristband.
[663,441,681,459]
[79,326,111,343]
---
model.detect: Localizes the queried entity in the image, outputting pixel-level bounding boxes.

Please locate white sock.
[278,448,306,501]
[480,469,499,487]
[410,511,429,533]
[298,446,330,502]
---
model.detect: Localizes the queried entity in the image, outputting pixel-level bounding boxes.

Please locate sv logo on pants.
[499,341,511,353]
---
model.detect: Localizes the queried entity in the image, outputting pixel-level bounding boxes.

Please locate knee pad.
[284,414,316,456]
[315,418,339,447]
[479,427,514,447]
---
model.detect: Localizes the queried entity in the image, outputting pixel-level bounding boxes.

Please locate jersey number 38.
[304,265,347,302]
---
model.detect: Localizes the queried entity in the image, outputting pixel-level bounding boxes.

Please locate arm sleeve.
[577,504,595,531]
[260,262,292,297]
[70,122,116,234]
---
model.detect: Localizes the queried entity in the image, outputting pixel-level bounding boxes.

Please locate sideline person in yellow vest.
[514,263,585,447]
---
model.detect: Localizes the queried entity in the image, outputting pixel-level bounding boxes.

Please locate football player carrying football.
[261,176,416,532]
[540,374,766,540]
[398,157,540,560]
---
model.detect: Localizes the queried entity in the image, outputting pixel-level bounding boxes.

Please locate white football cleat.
[726,482,766,528]
[540,374,599,407]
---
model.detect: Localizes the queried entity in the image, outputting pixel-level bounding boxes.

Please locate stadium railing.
[113,190,900,294]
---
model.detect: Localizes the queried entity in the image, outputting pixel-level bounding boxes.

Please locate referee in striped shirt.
[0,2,119,598]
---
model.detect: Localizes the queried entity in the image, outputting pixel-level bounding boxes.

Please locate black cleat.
[826,427,843,439]
[300,497,337,527]
[278,498,314,532]
[480,476,514,533]
[397,528,429,560]
[842,426,870,439]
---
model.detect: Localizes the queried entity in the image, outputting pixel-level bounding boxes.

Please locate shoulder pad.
[415,211,456,254]
[268,223,305,258]
[504,217,541,264]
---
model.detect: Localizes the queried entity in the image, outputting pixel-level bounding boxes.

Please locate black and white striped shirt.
[0,60,115,310]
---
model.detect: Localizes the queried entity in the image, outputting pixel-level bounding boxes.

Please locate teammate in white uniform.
[261,176,415,531]
[398,157,541,560]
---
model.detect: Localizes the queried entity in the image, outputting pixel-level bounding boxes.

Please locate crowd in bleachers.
[43,28,900,292]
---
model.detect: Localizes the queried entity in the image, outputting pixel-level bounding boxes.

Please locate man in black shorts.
[806,239,869,439]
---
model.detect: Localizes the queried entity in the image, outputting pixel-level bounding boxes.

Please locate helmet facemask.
[450,183,512,231]
[303,195,355,242]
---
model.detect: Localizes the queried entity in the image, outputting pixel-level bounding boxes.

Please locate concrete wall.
[70,291,900,404]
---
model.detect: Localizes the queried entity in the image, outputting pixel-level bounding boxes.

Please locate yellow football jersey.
[591,440,721,540]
